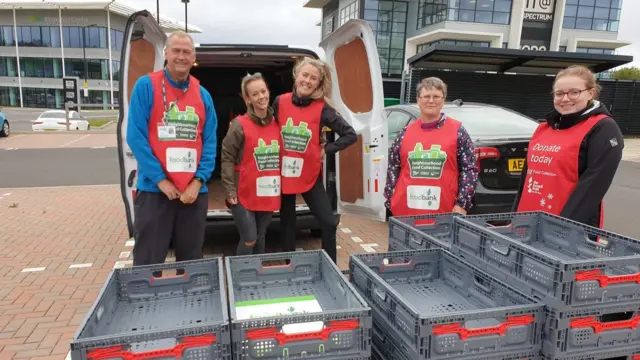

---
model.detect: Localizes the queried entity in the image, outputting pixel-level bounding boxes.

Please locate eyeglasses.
[418,95,443,101]
[552,88,590,100]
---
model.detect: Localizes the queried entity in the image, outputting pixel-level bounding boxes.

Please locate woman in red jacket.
[272,57,357,263]
[514,65,624,228]
[221,73,282,255]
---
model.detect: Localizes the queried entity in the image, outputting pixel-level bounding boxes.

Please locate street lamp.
[82,23,98,100]
[181,0,189,32]
[156,0,160,24]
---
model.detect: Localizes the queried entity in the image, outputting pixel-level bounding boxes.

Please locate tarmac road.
[4,108,118,133]
[1,146,639,238]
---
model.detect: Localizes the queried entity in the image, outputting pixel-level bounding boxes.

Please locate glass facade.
[416,39,491,53]
[0,25,124,49]
[364,0,408,75]
[563,0,621,32]
[0,56,118,81]
[417,0,512,29]
[0,86,118,108]
[339,0,359,26]
[576,47,615,54]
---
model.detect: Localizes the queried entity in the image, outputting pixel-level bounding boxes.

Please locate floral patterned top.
[383,113,479,211]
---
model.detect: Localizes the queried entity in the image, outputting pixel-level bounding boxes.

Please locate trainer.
[127,30,218,266]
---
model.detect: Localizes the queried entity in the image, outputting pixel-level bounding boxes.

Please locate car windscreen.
[39,112,66,119]
[444,106,539,139]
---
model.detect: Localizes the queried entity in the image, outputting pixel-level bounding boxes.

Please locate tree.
[611,66,640,81]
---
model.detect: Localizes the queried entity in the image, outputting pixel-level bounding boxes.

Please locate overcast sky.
[122,0,639,67]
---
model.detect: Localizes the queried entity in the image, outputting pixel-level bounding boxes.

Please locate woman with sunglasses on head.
[513,65,624,229]
[221,73,282,255]
[272,57,357,263]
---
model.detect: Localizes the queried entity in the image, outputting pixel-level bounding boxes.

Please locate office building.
[0,0,201,109]
[304,0,629,92]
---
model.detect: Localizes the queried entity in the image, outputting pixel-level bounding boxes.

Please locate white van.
[117,10,388,239]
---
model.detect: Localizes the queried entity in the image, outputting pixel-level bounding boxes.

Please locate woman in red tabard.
[513,65,624,228]
[221,73,282,255]
[385,77,478,217]
[271,57,357,263]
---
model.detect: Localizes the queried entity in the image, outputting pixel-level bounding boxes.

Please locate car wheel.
[87,124,91,131]
[0,120,8,137]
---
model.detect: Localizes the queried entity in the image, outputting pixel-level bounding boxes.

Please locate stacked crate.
[387,211,640,360]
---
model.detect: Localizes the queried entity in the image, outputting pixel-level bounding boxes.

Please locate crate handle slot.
[433,315,534,340]
[245,319,360,345]
[409,234,423,245]
[414,218,436,226]
[381,258,413,272]
[259,259,293,273]
[570,315,640,333]
[473,276,492,292]
[373,286,386,301]
[575,269,640,287]
[489,244,510,256]
[485,219,512,228]
[86,334,216,360]
[149,271,189,285]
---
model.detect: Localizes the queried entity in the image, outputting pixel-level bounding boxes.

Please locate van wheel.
[310,229,322,238]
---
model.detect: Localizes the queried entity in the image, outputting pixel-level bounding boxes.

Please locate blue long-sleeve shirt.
[126,69,218,193]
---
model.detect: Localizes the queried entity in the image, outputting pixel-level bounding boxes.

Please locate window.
[111,29,124,51]
[112,60,121,81]
[417,0,512,29]
[417,39,491,53]
[563,0,621,31]
[443,105,538,139]
[0,57,17,77]
[65,59,110,80]
[365,0,407,75]
[323,14,334,38]
[340,0,360,26]
[576,47,615,55]
[387,110,413,142]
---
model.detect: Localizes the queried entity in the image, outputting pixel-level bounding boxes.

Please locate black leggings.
[230,203,272,255]
[280,175,337,262]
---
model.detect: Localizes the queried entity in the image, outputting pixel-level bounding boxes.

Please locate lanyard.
[161,73,189,126]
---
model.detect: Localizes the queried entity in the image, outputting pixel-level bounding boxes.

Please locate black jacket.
[272,92,357,155]
[512,101,624,227]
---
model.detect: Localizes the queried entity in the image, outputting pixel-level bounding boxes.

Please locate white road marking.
[341,228,352,234]
[21,267,46,273]
[119,251,131,260]
[125,240,135,247]
[336,245,342,250]
[360,243,379,253]
[0,184,118,190]
[60,134,90,148]
[4,148,18,150]
[351,236,363,243]
[91,146,106,149]
[3,193,11,196]
[296,248,304,252]
[113,260,133,269]
[65,351,71,360]
[69,263,93,269]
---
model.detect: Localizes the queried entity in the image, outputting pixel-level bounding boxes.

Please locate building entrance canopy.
[407,45,633,75]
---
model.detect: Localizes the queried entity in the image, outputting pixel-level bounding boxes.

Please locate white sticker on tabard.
[257,176,280,197]
[157,125,176,140]
[407,185,441,210]
[281,156,303,178]
[166,148,197,173]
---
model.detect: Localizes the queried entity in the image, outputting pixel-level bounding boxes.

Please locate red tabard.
[148,70,206,192]
[277,92,324,194]
[235,115,282,212]
[517,114,608,227]
[390,118,461,216]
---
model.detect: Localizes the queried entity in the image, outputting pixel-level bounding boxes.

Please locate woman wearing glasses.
[384,77,478,217]
[513,65,623,229]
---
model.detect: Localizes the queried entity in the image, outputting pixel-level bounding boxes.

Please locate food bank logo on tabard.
[407,143,447,179]
[253,139,280,171]
[281,118,312,152]
[524,0,555,21]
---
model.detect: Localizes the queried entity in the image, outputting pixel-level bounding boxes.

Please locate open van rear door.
[319,19,388,222]
[117,10,167,238]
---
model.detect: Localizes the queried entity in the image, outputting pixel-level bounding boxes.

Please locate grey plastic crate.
[70,257,231,360]
[371,316,541,360]
[543,300,640,357]
[388,213,459,251]
[455,211,640,309]
[349,248,544,360]
[225,250,372,360]
[541,343,640,359]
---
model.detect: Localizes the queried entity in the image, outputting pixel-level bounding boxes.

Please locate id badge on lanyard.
[157,76,188,141]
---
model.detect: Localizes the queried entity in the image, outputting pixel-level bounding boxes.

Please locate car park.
[117,11,389,239]
[385,101,539,214]
[32,110,91,132]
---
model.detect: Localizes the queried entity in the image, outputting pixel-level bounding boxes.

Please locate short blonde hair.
[554,65,601,99]
[416,77,448,99]
[167,30,195,51]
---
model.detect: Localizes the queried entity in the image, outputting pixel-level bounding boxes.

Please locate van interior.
[189,48,316,209]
